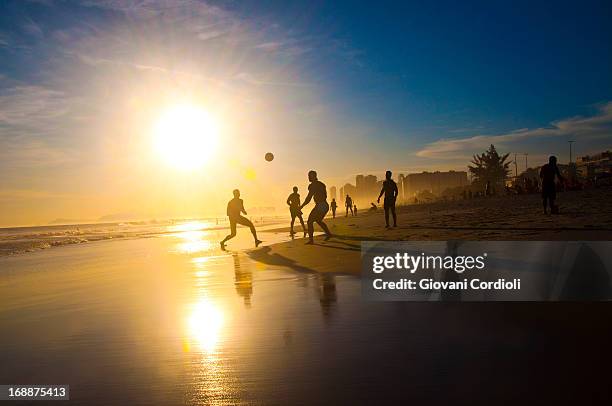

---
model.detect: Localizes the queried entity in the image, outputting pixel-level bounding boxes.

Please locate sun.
[153,104,219,170]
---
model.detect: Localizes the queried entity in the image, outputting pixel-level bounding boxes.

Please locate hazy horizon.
[1,0,611,227]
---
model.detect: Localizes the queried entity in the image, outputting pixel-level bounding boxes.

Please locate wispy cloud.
[0,85,75,127]
[0,136,75,170]
[22,17,44,38]
[254,41,283,52]
[416,103,612,160]
[196,30,225,41]
[0,85,80,170]
[234,72,313,88]
[0,32,27,51]
[254,38,312,58]
[79,0,233,28]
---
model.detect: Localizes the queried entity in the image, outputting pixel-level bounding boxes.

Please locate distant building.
[329,186,337,201]
[398,174,406,201]
[365,175,377,197]
[576,150,612,178]
[356,175,365,191]
[340,183,356,199]
[350,174,379,202]
[402,171,468,196]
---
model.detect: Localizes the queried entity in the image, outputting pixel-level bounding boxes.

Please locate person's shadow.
[247,246,316,274]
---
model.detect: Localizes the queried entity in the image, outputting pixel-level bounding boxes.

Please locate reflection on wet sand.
[318,274,337,321]
[232,254,253,308]
[184,298,230,405]
[3,221,612,404]
[175,224,237,405]
[184,260,234,406]
[187,299,224,352]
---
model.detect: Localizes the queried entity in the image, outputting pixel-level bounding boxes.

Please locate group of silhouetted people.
[281,170,333,244]
[220,157,564,249]
[221,170,333,248]
[220,169,400,249]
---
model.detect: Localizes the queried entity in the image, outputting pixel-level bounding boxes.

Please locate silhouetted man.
[300,170,332,244]
[378,170,398,228]
[540,155,565,214]
[220,189,262,249]
[345,194,353,216]
[287,186,306,237]
[330,198,338,218]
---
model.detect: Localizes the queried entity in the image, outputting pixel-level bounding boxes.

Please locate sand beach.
[261,188,612,275]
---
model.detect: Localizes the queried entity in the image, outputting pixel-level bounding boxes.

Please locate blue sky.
[1,0,611,225]
[232,0,612,140]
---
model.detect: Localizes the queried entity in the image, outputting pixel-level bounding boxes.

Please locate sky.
[1,0,611,226]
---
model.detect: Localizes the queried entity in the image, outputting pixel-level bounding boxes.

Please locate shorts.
[290,207,302,218]
[308,202,329,223]
[383,197,396,208]
[542,183,556,199]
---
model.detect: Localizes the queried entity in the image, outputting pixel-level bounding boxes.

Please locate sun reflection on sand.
[171,221,247,403]
[185,255,227,353]
[186,299,224,353]
[183,293,235,404]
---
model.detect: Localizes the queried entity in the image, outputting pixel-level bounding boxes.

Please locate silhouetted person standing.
[353,204,357,215]
[345,194,353,216]
[540,155,565,214]
[220,189,262,249]
[330,198,337,218]
[287,186,306,237]
[378,170,398,228]
[300,170,332,244]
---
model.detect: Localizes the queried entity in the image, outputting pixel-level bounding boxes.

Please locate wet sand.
[262,188,612,275]
[1,214,612,404]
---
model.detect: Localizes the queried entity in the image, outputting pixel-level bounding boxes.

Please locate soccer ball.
[265,152,274,162]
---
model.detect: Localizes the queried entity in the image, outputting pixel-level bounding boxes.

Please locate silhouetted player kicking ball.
[300,170,332,245]
[540,156,565,214]
[378,170,398,228]
[220,189,262,249]
[286,186,306,237]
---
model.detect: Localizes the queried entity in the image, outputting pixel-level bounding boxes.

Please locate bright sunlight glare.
[153,104,220,170]
[187,300,224,352]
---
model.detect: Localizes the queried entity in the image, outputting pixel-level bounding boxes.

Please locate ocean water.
[1,221,612,404]
[0,218,284,257]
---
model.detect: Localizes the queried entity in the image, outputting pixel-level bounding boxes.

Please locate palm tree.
[468,144,511,192]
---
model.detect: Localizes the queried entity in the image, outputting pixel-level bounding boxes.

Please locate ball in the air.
[265,152,274,162]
